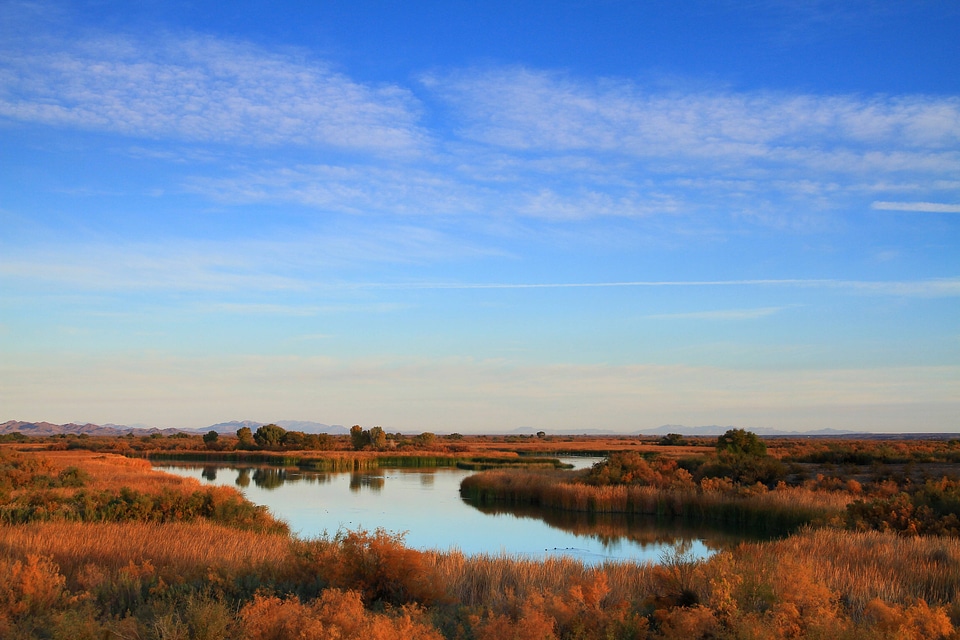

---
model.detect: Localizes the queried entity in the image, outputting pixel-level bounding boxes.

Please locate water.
[153,458,754,565]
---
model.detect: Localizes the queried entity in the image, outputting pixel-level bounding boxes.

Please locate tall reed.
[461,470,847,532]
[0,521,292,589]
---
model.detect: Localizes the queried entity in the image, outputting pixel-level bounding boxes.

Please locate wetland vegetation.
[1,429,959,638]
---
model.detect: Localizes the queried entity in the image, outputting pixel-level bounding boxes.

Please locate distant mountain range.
[0,419,349,437]
[636,425,858,437]
[201,420,350,435]
[2,420,954,439]
[1,421,139,437]
[508,424,859,437]
[508,426,620,436]
[509,425,957,438]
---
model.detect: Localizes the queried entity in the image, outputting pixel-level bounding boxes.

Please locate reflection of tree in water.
[305,472,332,485]
[235,468,251,488]
[201,467,218,482]
[464,501,771,551]
[349,471,385,492]
[252,468,288,490]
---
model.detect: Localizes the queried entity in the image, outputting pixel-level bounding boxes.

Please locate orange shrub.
[864,598,954,640]
[470,594,559,640]
[0,554,67,621]
[240,589,443,640]
[306,528,443,606]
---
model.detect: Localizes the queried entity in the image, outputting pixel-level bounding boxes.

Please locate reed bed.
[145,450,565,473]
[424,551,657,613]
[762,527,960,612]
[461,470,846,532]
[0,520,293,588]
[3,446,959,639]
[30,450,200,494]
[1,450,287,532]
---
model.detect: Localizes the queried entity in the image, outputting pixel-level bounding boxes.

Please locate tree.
[350,425,369,450]
[236,426,256,450]
[202,430,219,450]
[536,431,546,439]
[369,426,387,450]
[659,433,688,446]
[414,432,436,449]
[716,428,766,457]
[302,433,333,450]
[254,424,287,450]
[281,430,306,449]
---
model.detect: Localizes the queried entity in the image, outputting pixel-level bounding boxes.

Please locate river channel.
[153,458,761,565]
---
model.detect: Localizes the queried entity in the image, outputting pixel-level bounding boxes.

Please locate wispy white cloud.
[187,160,684,221]
[421,68,960,223]
[428,68,960,158]
[0,225,490,291]
[347,278,960,297]
[202,302,408,315]
[4,28,958,227]
[645,306,788,320]
[871,201,960,213]
[4,235,958,301]
[402,68,960,230]
[188,164,487,217]
[0,33,426,154]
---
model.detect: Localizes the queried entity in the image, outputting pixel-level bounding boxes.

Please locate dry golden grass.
[0,520,292,588]
[462,469,849,532]
[10,449,201,495]
[3,441,960,640]
[425,548,670,613]
[762,527,960,612]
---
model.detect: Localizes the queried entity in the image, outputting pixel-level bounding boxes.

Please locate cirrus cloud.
[0,34,426,154]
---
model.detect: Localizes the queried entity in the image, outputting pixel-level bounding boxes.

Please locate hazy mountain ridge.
[636,425,858,437]
[0,421,186,437]
[201,420,349,435]
[1,419,349,437]
[511,425,859,437]
[2,420,954,439]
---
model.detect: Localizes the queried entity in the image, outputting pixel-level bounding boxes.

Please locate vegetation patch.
[1,434,959,639]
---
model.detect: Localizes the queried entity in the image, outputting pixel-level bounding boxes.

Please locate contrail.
[339,277,960,295]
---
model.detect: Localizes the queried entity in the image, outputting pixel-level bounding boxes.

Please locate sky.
[1,0,958,433]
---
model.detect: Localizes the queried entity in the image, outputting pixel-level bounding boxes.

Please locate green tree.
[254,424,287,450]
[369,426,387,450]
[350,425,369,450]
[306,433,334,450]
[659,433,688,446]
[281,430,306,449]
[414,432,436,449]
[716,428,766,457]
[236,426,256,450]
[202,430,219,450]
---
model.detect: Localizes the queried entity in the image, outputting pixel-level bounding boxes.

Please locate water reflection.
[153,461,757,564]
[252,468,288,490]
[349,471,385,492]
[465,501,766,551]
[236,468,250,488]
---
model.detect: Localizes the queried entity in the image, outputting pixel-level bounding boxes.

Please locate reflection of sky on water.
[156,458,718,565]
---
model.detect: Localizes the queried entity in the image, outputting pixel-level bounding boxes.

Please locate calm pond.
[154,458,762,565]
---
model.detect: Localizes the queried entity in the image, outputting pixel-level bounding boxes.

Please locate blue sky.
[1,0,958,432]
